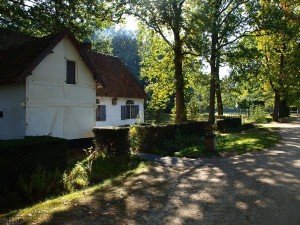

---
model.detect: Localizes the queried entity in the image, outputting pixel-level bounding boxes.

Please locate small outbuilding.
[0,28,146,140]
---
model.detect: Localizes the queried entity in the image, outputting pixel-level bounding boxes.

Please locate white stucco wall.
[95,97,144,127]
[0,84,26,140]
[25,38,96,139]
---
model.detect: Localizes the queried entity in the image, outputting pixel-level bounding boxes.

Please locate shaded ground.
[6,118,300,225]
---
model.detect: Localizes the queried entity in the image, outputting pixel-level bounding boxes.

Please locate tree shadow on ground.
[16,123,300,225]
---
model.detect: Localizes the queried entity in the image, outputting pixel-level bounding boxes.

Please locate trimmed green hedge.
[217,117,242,132]
[93,127,130,157]
[0,136,67,180]
[0,136,68,212]
[130,121,210,154]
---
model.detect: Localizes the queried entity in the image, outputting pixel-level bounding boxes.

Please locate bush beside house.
[130,121,211,155]
[0,137,68,212]
[217,117,242,132]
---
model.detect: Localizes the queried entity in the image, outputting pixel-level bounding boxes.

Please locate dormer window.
[66,60,76,84]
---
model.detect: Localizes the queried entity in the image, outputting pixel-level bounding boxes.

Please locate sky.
[116,16,138,31]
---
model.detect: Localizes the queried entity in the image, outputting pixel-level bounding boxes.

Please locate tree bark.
[173,2,187,123]
[273,90,280,122]
[174,41,186,123]
[279,98,290,118]
[216,53,223,116]
[208,1,220,124]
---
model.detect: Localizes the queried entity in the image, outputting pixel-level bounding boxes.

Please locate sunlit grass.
[2,162,149,223]
[175,127,281,158]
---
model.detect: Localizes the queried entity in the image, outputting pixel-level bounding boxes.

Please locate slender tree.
[255,0,300,121]
[186,0,253,123]
[123,0,188,123]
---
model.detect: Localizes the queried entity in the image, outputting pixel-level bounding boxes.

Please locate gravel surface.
[19,118,300,225]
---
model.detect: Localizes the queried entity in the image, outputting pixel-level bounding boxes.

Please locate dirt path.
[15,119,300,225]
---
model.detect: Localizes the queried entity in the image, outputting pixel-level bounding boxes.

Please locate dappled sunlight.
[292,159,300,168]
[235,201,248,210]
[5,119,300,225]
[258,177,278,185]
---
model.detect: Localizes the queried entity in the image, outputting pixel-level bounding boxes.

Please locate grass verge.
[175,127,281,158]
[1,161,149,223]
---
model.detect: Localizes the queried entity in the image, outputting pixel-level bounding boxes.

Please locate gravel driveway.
[134,119,300,225]
[23,119,300,225]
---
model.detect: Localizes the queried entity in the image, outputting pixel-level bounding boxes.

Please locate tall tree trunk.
[173,5,187,124]
[174,43,186,123]
[216,53,223,116]
[208,1,220,124]
[208,65,216,124]
[273,90,280,122]
[278,47,289,118]
[279,98,290,118]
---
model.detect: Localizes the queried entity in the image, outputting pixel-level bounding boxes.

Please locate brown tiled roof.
[82,49,146,99]
[0,28,146,99]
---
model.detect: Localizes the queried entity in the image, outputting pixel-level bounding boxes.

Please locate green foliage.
[0,0,117,40]
[217,127,280,154]
[18,166,63,202]
[138,27,175,112]
[175,127,280,158]
[164,133,204,154]
[63,148,140,192]
[130,121,210,155]
[93,27,141,79]
[63,163,89,192]
[93,127,130,158]
[0,137,67,212]
[217,117,242,132]
[144,110,174,124]
[0,136,67,182]
[89,154,140,184]
[250,106,268,123]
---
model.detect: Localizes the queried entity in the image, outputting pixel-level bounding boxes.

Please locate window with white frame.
[121,100,139,120]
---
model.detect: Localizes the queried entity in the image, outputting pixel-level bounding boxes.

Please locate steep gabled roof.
[0,28,146,99]
[0,28,36,49]
[0,29,100,83]
[82,49,146,99]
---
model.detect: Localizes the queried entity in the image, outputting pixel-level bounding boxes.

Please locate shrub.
[63,162,89,192]
[250,106,268,123]
[18,165,63,202]
[0,136,67,212]
[63,148,141,190]
[217,117,242,132]
[89,154,140,183]
[0,136,67,181]
[93,127,130,158]
[130,121,210,155]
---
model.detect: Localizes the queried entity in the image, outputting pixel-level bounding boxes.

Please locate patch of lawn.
[217,127,280,154]
[2,162,149,224]
[175,127,281,158]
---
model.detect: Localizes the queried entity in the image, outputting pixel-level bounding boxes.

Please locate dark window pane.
[66,60,76,84]
[121,105,127,120]
[100,105,106,121]
[96,105,106,121]
[0,111,3,118]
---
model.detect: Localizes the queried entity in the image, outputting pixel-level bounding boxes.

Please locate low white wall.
[95,97,144,127]
[0,84,26,140]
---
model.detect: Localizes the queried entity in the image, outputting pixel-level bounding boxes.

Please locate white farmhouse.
[0,28,146,140]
